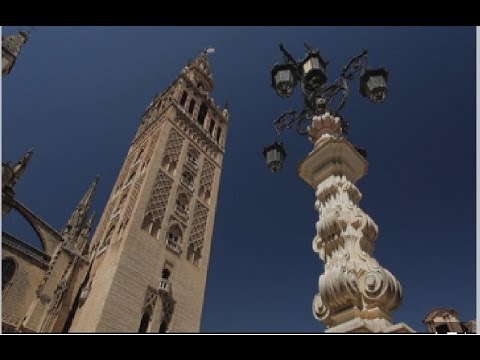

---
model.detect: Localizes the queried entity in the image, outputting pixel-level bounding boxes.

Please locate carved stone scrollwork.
[312,174,402,327]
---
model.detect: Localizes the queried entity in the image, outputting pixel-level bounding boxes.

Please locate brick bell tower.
[69,49,229,333]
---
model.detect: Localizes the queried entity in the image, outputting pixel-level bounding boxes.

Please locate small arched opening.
[197,102,208,127]
[2,258,17,291]
[138,311,151,333]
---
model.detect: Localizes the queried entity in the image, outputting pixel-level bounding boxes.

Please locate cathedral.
[2,31,229,333]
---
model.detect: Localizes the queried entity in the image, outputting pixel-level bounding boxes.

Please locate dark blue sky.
[2,26,476,333]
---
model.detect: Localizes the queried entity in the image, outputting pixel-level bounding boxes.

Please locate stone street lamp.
[263,43,413,333]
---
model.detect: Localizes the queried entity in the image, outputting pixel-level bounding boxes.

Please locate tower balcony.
[174,204,188,219]
[166,239,182,255]
[180,178,194,192]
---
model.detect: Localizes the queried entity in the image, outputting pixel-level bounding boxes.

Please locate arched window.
[216,127,222,143]
[181,171,193,189]
[180,91,188,106]
[162,155,170,169]
[176,193,189,213]
[167,160,177,175]
[142,213,154,233]
[2,258,16,290]
[166,225,182,253]
[209,120,215,135]
[197,102,208,126]
[167,225,182,244]
[188,99,196,114]
[162,268,171,280]
[151,220,162,238]
[138,311,151,333]
[187,244,201,266]
[159,321,168,333]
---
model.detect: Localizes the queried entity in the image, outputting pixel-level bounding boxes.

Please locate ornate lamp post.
[263,44,413,333]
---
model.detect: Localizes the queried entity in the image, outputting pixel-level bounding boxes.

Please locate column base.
[326,317,415,333]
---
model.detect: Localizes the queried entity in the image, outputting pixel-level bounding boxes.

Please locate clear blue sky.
[2,26,476,333]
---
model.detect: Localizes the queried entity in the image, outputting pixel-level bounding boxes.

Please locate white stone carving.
[298,121,413,333]
[312,174,402,328]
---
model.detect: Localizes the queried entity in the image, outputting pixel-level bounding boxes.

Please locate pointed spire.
[12,148,33,184]
[81,212,96,239]
[3,148,34,191]
[62,175,100,239]
[79,175,100,212]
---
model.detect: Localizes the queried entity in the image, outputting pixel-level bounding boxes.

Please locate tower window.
[142,213,154,233]
[180,91,188,106]
[2,258,16,290]
[197,102,208,127]
[216,127,222,143]
[162,155,177,175]
[159,321,168,333]
[162,268,171,280]
[138,311,151,333]
[168,161,177,175]
[162,155,170,168]
[209,120,215,135]
[167,229,180,244]
[187,244,201,266]
[166,224,182,253]
[151,220,161,238]
[176,193,189,215]
[181,171,194,190]
[188,99,196,114]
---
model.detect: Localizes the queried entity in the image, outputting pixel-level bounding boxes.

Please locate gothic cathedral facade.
[2,45,229,333]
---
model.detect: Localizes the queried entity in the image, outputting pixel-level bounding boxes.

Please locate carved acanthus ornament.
[312,174,402,326]
[298,113,410,332]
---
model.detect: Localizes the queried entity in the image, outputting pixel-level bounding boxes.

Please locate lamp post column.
[298,112,414,333]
